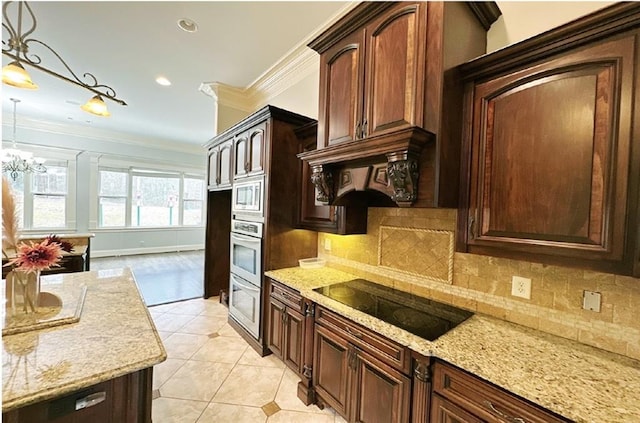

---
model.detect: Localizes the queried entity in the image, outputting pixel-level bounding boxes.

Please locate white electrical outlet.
[324,238,332,251]
[511,276,531,299]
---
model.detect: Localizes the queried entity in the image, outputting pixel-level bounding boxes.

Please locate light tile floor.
[149,297,347,423]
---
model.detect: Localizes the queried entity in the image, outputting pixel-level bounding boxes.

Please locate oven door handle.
[231,233,261,243]
[231,274,260,292]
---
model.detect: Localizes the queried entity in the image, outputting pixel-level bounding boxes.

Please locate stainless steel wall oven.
[228,219,263,339]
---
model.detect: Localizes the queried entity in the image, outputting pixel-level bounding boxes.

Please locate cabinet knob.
[245,162,250,173]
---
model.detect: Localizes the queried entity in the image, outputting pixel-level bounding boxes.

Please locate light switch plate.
[583,290,601,312]
[324,238,332,251]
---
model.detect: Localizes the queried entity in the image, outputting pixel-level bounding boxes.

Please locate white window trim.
[93,157,205,230]
[5,144,78,233]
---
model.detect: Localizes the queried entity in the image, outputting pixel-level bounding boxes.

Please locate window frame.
[95,165,206,229]
[3,147,77,232]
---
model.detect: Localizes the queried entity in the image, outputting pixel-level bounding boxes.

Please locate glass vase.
[10,270,41,315]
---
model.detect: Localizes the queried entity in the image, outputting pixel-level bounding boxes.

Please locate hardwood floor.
[91,250,205,306]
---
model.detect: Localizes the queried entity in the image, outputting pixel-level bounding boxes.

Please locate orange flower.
[8,239,63,273]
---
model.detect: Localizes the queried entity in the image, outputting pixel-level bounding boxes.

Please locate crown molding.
[199,82,255,112]
[203,2,361,113]
[2,116,206,155]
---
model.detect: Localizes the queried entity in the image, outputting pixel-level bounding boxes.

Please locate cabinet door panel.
[219,140,233,187]
[319,31,365,148]
[207,149,219,189]
[248,123,265,175]
[284,308,304,374]
[267,299,285,359]
[365,3,425,137]
[353,350,411,423]
[466,35,635,264]
[234,135,248,178]
[313,324,351,417]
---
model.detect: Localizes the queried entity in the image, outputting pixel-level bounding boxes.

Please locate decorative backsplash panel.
[378,226,454,284]
[318,207,640,360]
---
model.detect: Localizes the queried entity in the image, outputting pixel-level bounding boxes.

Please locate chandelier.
[1,1,126,117]
[2,98,46,181]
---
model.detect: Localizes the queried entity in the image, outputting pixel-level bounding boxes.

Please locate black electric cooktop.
[314,279,473,341]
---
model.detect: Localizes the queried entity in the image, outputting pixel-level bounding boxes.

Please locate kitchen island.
[2,268,166,422]
[266,266,640,423]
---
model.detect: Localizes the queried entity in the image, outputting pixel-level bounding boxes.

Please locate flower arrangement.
[2,176,73,313]
[8,239,64,273]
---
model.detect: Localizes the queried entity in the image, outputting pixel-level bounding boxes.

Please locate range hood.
[297,127,435,208]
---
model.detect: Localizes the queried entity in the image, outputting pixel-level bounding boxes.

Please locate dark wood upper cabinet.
[233,121,266,179]
[457,3,640,276]
[303,1,501,208]
[295,121,368,235]
[207,138,233,191]
[319,30,365,148]
[363,3,426,139]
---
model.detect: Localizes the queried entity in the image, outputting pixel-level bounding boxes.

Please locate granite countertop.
[2,268,166,412]
[265,267,640,423]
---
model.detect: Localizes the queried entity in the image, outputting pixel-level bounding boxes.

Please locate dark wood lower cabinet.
[431,361,570,423]
[430,394,484,423]
[2,367,153,423]
[266,295,572,423]
[266,279,306,375]
[313,307,411,423]
[351,348,411,423]
[313,322,352,417]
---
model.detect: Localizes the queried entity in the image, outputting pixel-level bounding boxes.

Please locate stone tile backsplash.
[318,208,640,360]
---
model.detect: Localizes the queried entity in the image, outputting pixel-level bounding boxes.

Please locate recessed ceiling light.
[156,76,172,86]
[177,18,197,33]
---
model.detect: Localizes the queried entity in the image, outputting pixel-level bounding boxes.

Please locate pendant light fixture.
[1,1,126,117]
[2,98,47,181]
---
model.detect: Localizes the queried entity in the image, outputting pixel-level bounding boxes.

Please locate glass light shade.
[2,61,38,89]
[81,95,111,117]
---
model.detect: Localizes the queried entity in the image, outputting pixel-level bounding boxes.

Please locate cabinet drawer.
[269,280,303,313]
[315,306,410,374]
[433,361,570,423]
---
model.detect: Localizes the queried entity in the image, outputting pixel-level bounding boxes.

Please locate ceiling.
[1,1,350,148]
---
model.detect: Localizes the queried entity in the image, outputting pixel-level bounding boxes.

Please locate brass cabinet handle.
[354,122,361,140]
[468,214,476,239]
[361,119,368,138]
[483,400,526,423]
[280,291,296,302]
[348,348,358,370]
[345,325,363,339]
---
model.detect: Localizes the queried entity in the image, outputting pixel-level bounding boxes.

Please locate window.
[5,163,71,230]
[32,166,67,228]
[183,177,204,226]
[96,166,205,228]
[99,170,128,227]
[131,172,180,227]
